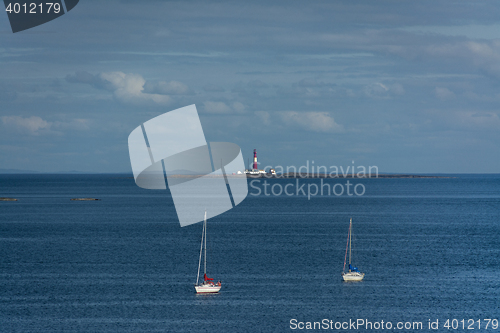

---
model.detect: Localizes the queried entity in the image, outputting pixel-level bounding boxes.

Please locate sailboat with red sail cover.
[194,211,221,293]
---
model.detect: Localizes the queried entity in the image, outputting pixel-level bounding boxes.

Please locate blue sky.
[1,0,499,173]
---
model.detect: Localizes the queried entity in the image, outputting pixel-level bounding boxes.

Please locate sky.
[1,0,500,173]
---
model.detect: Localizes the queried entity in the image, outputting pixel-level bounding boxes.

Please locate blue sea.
[1,174,499,332]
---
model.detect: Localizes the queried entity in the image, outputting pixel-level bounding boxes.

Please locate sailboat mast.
[204,211,207,276]
[349,218,352,270]
[343,222,349,272]
[196,215,205,285]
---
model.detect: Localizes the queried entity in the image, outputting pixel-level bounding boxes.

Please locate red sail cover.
[204,273,214,281]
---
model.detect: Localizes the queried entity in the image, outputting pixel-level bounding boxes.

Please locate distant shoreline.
[128,173,453,179]
[245,173,452,179]
[3,172,496,178]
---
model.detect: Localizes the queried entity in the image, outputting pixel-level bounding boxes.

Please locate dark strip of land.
[247,173,450,178]
[70,198,101,201]
[0,197,18,201]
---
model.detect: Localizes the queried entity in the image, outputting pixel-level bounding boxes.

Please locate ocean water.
[1,174,499,332]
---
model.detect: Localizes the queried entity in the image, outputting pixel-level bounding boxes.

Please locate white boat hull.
[195,284,221,294]
[342,272,365,281]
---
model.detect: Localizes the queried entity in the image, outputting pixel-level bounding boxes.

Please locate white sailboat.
[341,218,365,281]
[195,211,221,293]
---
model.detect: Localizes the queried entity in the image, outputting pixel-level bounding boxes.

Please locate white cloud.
[388,39,500,79]
[54,119,91,131]
[204,101,231,114]
[464,40,500,77]
[203,101,245,114]
[316,30,500,80]
[391,83,405,95]
[232,102,245,113]
[279,111,343,132]
[364,82,404,98]
[255,111,271,125]
[67,71,174,106]
[456,111,500,130]
[1,116,90,136]
[435,87,455,100]
[1,116,51,135]
[143,80,193,95]
[98,72,171,106]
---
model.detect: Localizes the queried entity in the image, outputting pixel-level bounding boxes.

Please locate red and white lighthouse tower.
[253,149,258,170]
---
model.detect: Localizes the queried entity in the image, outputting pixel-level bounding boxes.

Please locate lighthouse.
[244,149,267,175]
[253,149,258,170]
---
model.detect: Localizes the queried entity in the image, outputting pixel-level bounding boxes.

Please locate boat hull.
[342,272,364,281]
[195,284,221,293]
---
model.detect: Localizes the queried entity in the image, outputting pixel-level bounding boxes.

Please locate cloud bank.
[66,71,190,106]
[1,116,90,136]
